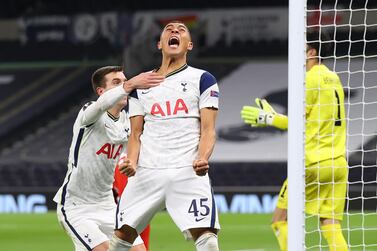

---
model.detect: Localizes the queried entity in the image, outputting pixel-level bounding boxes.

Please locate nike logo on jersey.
[195,217,205,222]
[151,98,188,116]
[141,90,151,94]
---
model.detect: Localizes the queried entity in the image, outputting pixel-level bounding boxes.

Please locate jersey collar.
[153,63,188,78]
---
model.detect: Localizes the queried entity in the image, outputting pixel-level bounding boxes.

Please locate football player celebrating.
[110,21,221,251]
[54,66,163,251]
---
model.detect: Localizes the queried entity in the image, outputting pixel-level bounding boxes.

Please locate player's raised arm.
[80,67,127,126]
[194,108,218,176]
[81,68,164,127]
[241,98,288,130]
[123,72,164,93]
[81,85,128,126]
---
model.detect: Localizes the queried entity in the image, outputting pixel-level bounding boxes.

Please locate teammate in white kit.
[110,21,221,251]
[53,66,164,251]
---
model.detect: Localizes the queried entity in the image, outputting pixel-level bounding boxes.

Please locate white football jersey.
[54,86,130,205]
[128,64,219,168]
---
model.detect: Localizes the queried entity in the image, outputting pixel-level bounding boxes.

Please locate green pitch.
[0,212,376,251]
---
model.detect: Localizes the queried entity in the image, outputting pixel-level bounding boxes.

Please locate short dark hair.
[161,20,191,38]
[306,30,333,58]
[163,20,187,28]
[91,66,123,94]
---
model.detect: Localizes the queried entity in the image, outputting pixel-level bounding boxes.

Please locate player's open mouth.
[168,36,180,49]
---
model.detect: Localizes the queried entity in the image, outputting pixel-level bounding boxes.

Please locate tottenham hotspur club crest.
[84,233,92,243]
[181,82,187,92]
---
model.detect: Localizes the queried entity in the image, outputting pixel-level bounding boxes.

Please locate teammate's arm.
[118,115,144,177]
[80,72,163,127]
[194,108,218,176]
[81,86,128,126]
[123,72,164,93]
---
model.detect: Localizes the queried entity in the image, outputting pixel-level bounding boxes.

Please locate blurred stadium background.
[1,0,377,250]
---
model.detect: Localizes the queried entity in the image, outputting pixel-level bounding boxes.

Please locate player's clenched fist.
[193,159,209,176]
[118,158,136,177]
[127,72,165,89]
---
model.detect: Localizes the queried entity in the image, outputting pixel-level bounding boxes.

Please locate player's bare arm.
[123,72,165,93]
[194,107,218,176]
[118,115,144,177]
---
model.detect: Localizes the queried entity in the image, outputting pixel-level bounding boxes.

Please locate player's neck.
[306,59,320,71]
[107,106,122,119]
[158,55,187,76]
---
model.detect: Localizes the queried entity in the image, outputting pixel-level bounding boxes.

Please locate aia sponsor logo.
[151,98,188,116]
[96,144,123,159]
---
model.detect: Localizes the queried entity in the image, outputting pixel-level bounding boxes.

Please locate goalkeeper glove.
[241,98,288,130]
[241,98,276,127]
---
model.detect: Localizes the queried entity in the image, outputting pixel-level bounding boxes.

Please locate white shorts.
[115,166,220,239]
[57,202,143,251]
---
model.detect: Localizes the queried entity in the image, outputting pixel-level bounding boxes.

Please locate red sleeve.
[113,166,129,196]
[141,225,150,250]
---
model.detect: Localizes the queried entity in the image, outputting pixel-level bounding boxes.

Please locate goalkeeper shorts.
[276,156,348,220]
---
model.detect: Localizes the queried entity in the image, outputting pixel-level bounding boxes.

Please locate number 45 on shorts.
[188,198,210,222]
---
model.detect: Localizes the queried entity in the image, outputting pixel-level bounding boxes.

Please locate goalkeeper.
[241,30,348,251]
